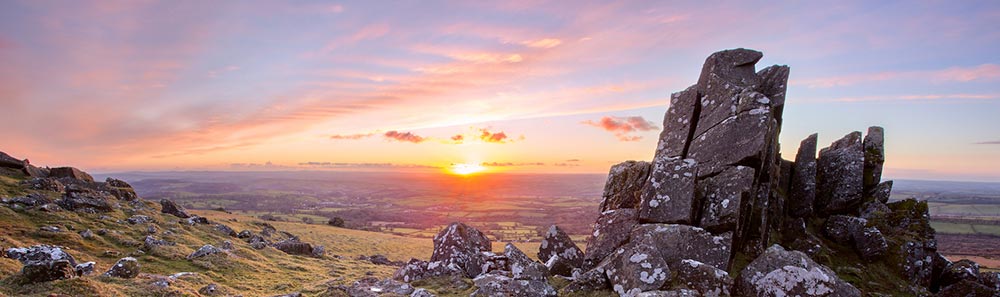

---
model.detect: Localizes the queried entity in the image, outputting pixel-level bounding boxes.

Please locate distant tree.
[328,217,345,227]
[301,217,313,224]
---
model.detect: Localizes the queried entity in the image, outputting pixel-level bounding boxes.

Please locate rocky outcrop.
[815,132,864,215]
[58,184,116,212]
[188,245,223,259]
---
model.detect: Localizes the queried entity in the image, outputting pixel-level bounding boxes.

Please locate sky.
[1,1,999,181]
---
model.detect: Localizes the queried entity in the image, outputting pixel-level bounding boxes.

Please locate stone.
[939,259,982,289]
[639,157,698,224]
[470,273,557,297]
[871,180,893,204]
[20,178,65,192]
[674,259,732,296]
[248,235,269,250]
[537,225,583,276]
[341,277,415,297]
[104,257,140,278]
[630,224,732,270]
[58,184,116,212]
[854,227,888,262]
[160,199,191,218]
[186,216,210,225]
[39,225,61,232]
[143,235,174,250]
[6,193,54,207]
[601,161,652,211]
[789,133,818,217]
[734,245,860,297]
[604,240,670,297]
[696,48,763,92]
[5,245,79,283]
[698,165,755,232]
[560,267,610,295]
[273,240,314,256]
[636,290,700,297]
[859,201,890,221]
[430,222,492,278]
[198,284,219,296]
[75,261,95,276]
[815,131,864,215]
[219,240,234,250]
[896,239,938,288]
[392,258,464,283]
[214,223,237,237]
[583,208,638,270]
[504,243,548,281]
[100,182,138,201]
[79,229,94,239]
[654,85,699,159]
[862,126,885,193]
[311,245,325,257]
[981,272,1000,291]
[48,167,94,182]
[935,280,996,297]
[188,245,222,259]
[0,151,24,169]
[411,288,435,297]
[126,215,152,225]
[105,177,132,188]
[823,215,867,245]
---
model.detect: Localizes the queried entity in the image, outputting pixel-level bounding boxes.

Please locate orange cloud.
[384,130,425,143]
[583,116,658,141]
[479,128,513,143]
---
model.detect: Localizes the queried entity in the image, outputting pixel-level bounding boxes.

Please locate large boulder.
[5,245,79,283]
[935,280,996,297]
[734,245,860,297]
[601,161,652,211]
[604,240,670,297]
[698,165,755,232]
[862,126,885,193]
[639,157,698,224]
[630,224,731,271]
[696,48,763,91]
[104,257,140,278]
[160,199,191,218]
[537,225,583,276]
[823,215,867,245]
[561,267,611,295]
[788,133,818,217]
[854,227,888,262]
[583,208,638,270]
[48,167,94,182]
[430,222,492,278]
[0,151,25,169]
[815,131,864,215]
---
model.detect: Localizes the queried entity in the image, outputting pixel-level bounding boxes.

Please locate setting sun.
[449,163,486,175]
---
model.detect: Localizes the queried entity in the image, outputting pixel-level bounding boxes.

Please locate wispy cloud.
[481,162,545,167]
[804,93,1000,103]
[330,133,376,140]
[521,38,562,49]
[974,140,1000,145]
[795,64,1000,88]
[298,161,438,169]
[583,116,659,141]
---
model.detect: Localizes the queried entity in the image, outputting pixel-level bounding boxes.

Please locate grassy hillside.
[0,172,565,296]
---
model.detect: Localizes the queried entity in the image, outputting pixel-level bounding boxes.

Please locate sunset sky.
[1,1,998,181]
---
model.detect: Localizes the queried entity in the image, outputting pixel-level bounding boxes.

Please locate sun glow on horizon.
[449,163,486,175]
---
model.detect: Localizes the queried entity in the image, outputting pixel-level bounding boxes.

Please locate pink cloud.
[583,116,659,142]
[330,133,375,140]
[383,130,425,143]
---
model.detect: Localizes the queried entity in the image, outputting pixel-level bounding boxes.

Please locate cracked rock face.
[698,165,755,232]
[639,157,698,224]
[734,245,860,297]
[789,133,818,217]
[630,224,731,271]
